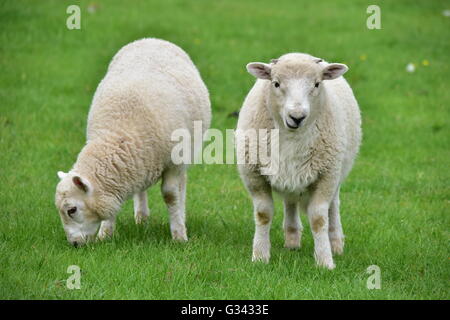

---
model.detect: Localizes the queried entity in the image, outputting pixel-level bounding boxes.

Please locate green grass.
[0,0,449,299]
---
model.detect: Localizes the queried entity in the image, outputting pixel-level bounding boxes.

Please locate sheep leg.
[161,166,188,241]
[329,188,344,255]
[133,191,150,224]
[283,197,303,249]
[97,217,116,241]
[307,178,338,269]
[251,188,274,263]
[240,170,274,263]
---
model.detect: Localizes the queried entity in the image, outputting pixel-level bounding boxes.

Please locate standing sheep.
[236,53,361,269]
[55,38,211,246]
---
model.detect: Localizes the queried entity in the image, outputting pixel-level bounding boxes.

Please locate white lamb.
[55,38,211,246]
[236,53,361,269]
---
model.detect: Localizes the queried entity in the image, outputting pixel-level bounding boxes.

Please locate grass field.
[0,0,449,299]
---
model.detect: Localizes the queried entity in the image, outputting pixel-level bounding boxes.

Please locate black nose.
[289,115,306,126]
[72,241,79,248]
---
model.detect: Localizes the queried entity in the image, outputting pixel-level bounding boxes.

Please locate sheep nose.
[72,241,79,247]
[289,115,306,126]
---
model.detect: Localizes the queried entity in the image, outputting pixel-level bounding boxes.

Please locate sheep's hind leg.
[97,217,116,241]
[134,191,150,225]
[329,188,344,255]
[283,197,303,249]
[161,166,188,241]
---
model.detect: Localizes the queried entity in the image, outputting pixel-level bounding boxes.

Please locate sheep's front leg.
[238,165,274,262]
[97,217,116,241]
[161,166,188,241]
[283,197,303,249]
[134,191,150,224]
[308,178,339,269]
[329,188,344,255]
[243,174,274,263]
[251,188,274,263]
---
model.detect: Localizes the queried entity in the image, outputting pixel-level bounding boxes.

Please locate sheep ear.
[72,176,90,193]
[322,63,348,80]
[246,62,272,80]
[57,171,67,179]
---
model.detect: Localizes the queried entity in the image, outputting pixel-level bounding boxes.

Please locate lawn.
[0,0,448,299]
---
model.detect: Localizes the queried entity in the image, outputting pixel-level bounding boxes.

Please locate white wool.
[237,52,361,268]
[55,38,211,245]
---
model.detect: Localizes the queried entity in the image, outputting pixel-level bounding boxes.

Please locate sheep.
[55,38,211,247]
[236,53,361,269]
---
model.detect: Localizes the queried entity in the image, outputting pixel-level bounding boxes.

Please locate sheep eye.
[67,207,77,217]
[273,81,280,88]
[314,82,320,88]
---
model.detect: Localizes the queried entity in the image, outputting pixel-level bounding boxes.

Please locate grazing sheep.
[236,53,361,269]
[55,38,211,246]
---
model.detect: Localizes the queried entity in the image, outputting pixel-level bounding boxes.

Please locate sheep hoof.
[284,242,301,250]
[134,211,149,225]
[284,232,302,249]
[171,229,188,242]
[330,238,344,255]
[252,250,270,263]
[315,257,336,270]
[97,229,113,241]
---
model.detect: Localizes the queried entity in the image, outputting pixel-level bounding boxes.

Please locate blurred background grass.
[0,0,448,299]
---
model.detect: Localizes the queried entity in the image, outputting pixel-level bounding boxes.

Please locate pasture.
[0,0,448,299]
